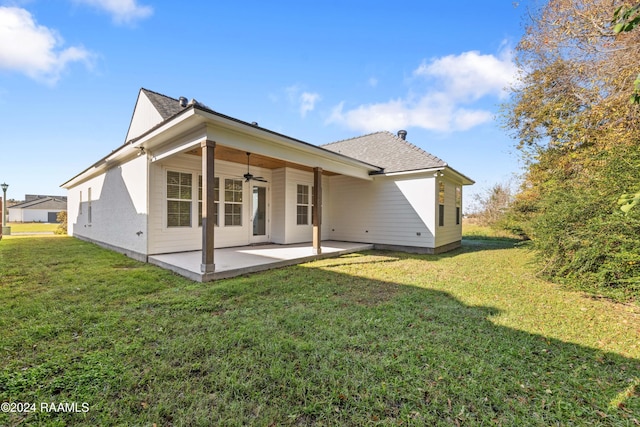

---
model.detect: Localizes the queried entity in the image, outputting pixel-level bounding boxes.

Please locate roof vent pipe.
[397,130,407,140]
[179,97,188,108]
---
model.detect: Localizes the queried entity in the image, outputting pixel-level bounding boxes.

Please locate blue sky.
[0,0,529,210]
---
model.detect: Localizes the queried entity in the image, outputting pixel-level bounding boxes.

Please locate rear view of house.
[61,88,473,281]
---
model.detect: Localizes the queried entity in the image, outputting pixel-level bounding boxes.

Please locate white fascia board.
[62,108,201,189]
[381,167,474,185]
[198,110,378,180]
[62,141,146,189]
[444,167,475,185]
[149,125,208,163]
[131,108,202,150]
[61,153,120,189]
[381,167,446,177]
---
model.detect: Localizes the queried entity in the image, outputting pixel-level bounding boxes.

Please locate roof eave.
[62,103,384,189]
[380,166,474,185]
[191,106,383,173]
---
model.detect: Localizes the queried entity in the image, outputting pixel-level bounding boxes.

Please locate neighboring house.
[61,88,473,279]
[8,195,67,223]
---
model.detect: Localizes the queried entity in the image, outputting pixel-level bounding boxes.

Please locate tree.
[613,3,640,213]
[471,183,514,227]
[502,0,640,300]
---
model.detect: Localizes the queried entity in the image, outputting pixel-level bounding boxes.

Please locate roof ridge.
[140,87,180,102]
[322,130,449,172]
[390,132,448,166]
[321,131,389,147]
[10,196,67,208]
[322,130,447,167]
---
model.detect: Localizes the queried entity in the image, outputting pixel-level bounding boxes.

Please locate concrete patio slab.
[148,241,373,282]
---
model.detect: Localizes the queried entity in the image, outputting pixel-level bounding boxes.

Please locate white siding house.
[61,88,473,280]
[8,196,67,223]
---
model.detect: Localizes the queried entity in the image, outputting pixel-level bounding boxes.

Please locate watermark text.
[1,401,90,413]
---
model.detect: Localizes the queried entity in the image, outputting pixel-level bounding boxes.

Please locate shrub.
[523,144,640,301]
[55,211,67,235]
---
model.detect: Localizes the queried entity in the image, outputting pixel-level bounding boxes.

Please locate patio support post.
[201,140,216,273]
[312,167,322,255]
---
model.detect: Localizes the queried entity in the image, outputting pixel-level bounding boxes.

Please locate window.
[79,190,83,215]
[456,186,462,225]
[199,176,219,227]
[297,184,309,225]
[167,171,192,227]
[87,188,92,224]
[438,181,445,227]
[224,179,243,226]
[311,186,316,225]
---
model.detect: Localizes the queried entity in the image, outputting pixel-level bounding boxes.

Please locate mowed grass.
[5,222,59,233]
[0,235,639,426]
[461,221,523,242]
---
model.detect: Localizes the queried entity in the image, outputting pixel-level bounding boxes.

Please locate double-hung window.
[297,184,309,225]
[87,187,92,224]
[167,171,192,227]
[224,179,243,226]
[456,186,462,225]
[438,181,445,227]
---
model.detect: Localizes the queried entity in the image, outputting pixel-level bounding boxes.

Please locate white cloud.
[414,48,517,100]
[300,91,321,117]
[0,7,93,84]
[327,46,518,133]
[73,0,153,24]
[327,97,491,133]
[286,85,321,117]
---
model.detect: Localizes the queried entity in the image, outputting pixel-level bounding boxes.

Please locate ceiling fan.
[243,152,268,183]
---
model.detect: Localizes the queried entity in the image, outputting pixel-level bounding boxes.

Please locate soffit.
[184,145,339,175]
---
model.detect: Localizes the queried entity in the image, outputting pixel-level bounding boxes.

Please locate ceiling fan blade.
[254,177,268,183]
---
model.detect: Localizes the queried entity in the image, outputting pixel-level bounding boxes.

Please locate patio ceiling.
[184,145,339,175]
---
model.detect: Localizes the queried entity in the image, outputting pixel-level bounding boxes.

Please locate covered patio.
[148,240,373,282]
[136,105,381,275]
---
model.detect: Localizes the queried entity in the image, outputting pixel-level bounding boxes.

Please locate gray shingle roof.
[10,197,67,210]
[322,131,447,173]
[141,88,184,120]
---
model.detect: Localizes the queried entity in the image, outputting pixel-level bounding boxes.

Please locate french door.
[250,185,269,243]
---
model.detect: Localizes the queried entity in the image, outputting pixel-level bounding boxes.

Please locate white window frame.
[455,186,462,225]
[438,181,445,227]
[224,178,243,227]
[166,170,193,228]
[87,187,92,224]
[296,184,310,225]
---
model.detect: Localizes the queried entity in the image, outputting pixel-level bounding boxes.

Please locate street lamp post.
[1,182,10,236]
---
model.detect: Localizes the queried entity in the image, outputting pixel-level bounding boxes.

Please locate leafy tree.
[613,4,640,35]
[503,0,640,300]
[612,3,640,212]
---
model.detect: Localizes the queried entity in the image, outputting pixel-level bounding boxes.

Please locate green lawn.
[461,222,523,242]
[5,222,59,233]
[0,235,638,426]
